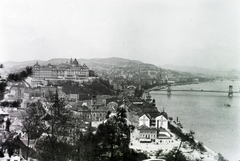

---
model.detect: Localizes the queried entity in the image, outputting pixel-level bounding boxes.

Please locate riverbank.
[129,116,218,161]
[130,131,218,161]
[168,120,218,161]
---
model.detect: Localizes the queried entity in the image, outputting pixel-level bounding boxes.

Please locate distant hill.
[1,60,43,69]
[74,57,141,69]
[0,60,45,73]
[44,57,158,70]
[1,57,158,71]
[162,64,212,74]
[161,64,240,77]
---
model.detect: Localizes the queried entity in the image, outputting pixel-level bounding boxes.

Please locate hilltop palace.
[32,58,90,82]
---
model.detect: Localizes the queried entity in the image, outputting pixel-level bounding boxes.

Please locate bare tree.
[21,101,44,160]
[35,90,74,161]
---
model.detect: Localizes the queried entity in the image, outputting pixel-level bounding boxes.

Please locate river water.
[150,81,240,161]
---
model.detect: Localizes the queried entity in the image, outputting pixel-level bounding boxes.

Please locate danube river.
[150,81,240,161]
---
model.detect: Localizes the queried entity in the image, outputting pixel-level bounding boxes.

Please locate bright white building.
[155,115,168,129]
[139,114,150,127]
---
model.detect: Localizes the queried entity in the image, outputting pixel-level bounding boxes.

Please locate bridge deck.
[158,89,239,93]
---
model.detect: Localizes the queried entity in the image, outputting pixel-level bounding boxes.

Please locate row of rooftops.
[4,81,166,125]
[69,102,114,112]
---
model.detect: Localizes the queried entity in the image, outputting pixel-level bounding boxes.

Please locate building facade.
[32,58,89,80]
[138,125,157,142]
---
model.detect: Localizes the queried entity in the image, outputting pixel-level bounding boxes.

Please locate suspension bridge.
[152,85,239,97]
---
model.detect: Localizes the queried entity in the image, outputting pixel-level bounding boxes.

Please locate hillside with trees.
[60,78,117,97]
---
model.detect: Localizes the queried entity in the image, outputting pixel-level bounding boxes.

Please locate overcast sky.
[0,0,239,70]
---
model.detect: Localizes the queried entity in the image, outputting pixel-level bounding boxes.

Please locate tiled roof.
[138,125,157,131]
[11,119,22,126]
[138,124,149,129]
[11,83,25,88]
[147,112,161,119]
[158,134,171,139]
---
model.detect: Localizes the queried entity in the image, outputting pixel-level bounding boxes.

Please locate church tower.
[91,95,97,106]
[73,58,79,67]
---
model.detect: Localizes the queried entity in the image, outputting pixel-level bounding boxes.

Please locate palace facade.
[32,58,89,80]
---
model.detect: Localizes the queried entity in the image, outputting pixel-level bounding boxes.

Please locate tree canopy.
[0,66,33,100]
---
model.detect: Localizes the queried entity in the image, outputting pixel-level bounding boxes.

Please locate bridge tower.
[167,84,171,95]
[145,91,152,102]
[228,85,233,97]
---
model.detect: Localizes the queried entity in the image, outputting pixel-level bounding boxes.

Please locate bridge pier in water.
[228,85,233,97]
[167,84,171,95]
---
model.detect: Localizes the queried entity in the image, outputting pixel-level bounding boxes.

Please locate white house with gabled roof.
[155,115,168,129]
[139,114,150,127]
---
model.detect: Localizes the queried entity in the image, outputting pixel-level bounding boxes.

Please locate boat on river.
[224,103,231,107]
[177,122,183,128]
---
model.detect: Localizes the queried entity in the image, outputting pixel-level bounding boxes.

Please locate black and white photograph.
[0,0,239,161]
